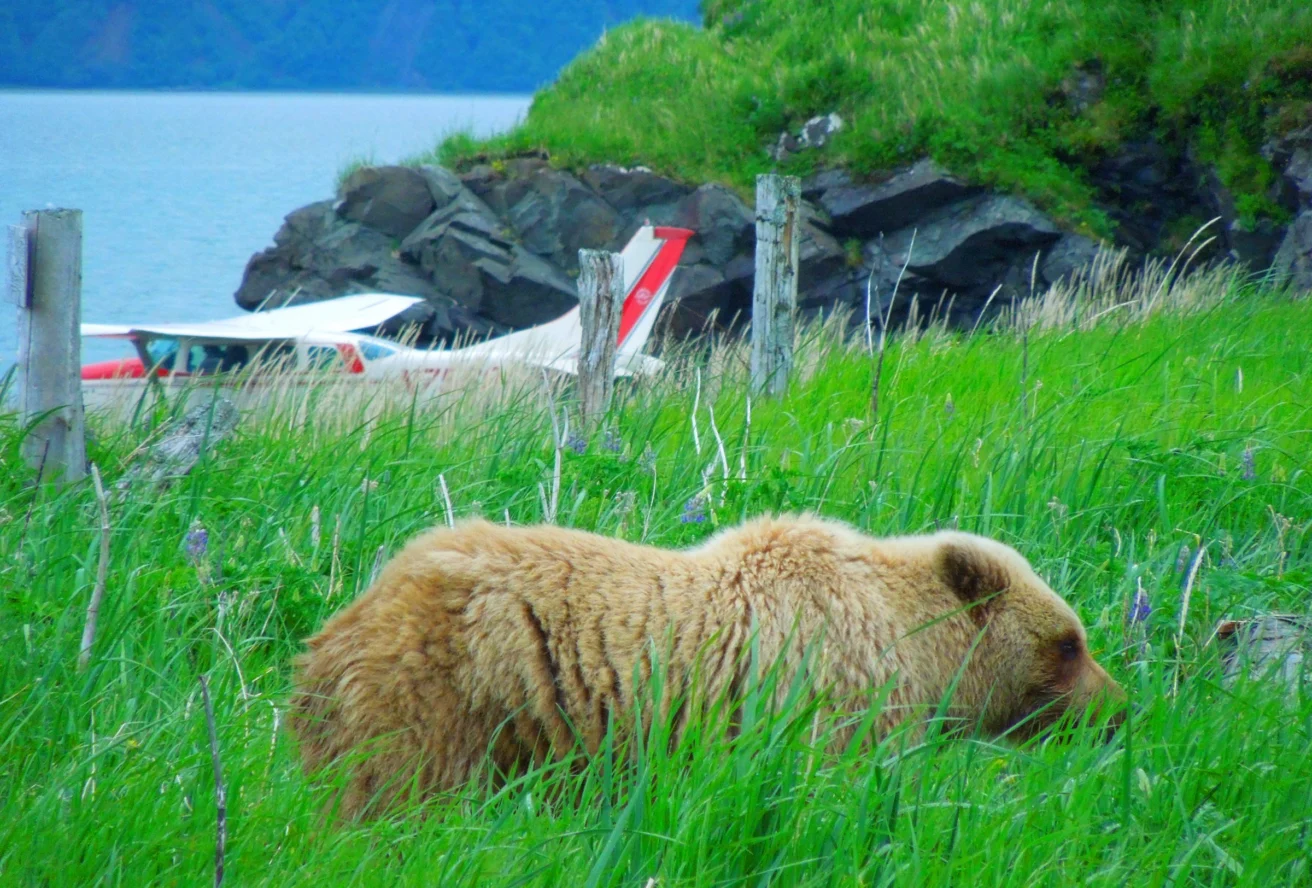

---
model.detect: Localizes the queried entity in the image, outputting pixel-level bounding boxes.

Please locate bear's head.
[931,532,1126,740]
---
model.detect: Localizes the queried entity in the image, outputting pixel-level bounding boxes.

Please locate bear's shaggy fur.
[291,515,1123,817]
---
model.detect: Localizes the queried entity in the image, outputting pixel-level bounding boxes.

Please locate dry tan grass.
[998,223,1294,332]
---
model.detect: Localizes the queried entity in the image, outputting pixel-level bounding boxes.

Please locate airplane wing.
[80,293,424,341]
[78,226,693,382]
[81,323,136,338]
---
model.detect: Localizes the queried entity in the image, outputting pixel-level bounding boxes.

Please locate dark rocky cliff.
[235,129,1312,345]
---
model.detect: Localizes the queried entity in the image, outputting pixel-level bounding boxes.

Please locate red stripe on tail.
[617,228,694,346]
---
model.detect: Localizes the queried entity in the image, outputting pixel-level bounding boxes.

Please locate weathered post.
[12,209,87,483]
[576,248,625,431]
[750,174,800,396]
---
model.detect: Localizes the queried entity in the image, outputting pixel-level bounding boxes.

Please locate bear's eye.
[1058,638,1080,661]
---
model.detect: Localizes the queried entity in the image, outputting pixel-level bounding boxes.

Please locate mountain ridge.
[0,1,701,93]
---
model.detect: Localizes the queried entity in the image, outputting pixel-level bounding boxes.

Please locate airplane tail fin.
[440,224,693,376]
[614,226,693,363]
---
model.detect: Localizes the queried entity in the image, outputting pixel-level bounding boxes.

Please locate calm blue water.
[0,91,529,367]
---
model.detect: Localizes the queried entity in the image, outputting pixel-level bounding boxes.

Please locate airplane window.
[145,338,182,371]
[356,339,398,361]
[249,343,297,371]
[219,346,249,371]
[192,345,219,374]
[306,346,344,370]
[191,345,249,375]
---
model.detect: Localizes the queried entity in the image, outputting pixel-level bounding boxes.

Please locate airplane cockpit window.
[194,345,223,374]
[191,345,253,374]
[144,338,182,372]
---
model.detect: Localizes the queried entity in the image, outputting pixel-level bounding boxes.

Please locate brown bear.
[290,515,1125,817]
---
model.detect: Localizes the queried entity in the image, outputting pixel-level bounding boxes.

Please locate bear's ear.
[936,537,1012,610]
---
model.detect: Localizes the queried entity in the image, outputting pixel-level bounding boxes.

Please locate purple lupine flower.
[1240,447,1256,481]
[944,395,955,418]
[185,523,209,563]
[603,428,623,453]
[681,495,707,524]
[1130,587,1151,625]
[566,433,587,455]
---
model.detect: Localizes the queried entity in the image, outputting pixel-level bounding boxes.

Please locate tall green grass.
[2,274,1310,885]
[421,0,1312,235]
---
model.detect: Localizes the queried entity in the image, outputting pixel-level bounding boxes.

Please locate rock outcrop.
[235,145,1312,346]
[1269,125,1312,292]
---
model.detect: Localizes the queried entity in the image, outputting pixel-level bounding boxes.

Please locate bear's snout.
[1075,659,1128,740]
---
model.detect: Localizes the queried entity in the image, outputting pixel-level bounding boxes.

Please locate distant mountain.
[0,1,702,92]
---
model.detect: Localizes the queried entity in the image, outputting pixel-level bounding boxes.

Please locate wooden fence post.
[576,248,625,432]
[750,174,800,396]
[12,209,86,483]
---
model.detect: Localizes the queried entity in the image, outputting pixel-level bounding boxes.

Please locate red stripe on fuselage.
[617,229,693,347]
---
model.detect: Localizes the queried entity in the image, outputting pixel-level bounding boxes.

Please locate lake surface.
[0,91,530,367]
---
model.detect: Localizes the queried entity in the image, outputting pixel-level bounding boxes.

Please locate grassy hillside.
[431,0,1312,236]
[2,272,1311,884]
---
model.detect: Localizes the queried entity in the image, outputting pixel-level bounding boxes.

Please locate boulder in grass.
[770,112,845,162]
[118,397,240,493]
[1273,211,1312,294]
[1213,614,1311,698]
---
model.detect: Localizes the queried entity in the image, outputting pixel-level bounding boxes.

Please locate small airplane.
[80,225,693,409]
